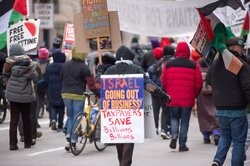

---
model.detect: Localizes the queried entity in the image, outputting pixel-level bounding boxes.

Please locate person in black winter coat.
[207,37,250,166]
[103,45,171,166]
[141,38,160,72]
[95,53,116,77]
[147,47,171,139]
[46,49,66,131]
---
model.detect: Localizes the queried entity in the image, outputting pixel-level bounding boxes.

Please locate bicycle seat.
[83,91,94,97]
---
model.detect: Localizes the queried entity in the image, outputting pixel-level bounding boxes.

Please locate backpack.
[37,73,48,91]
[37,63,48,92]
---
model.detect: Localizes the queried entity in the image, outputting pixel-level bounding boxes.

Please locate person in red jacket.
[161,42,203,152]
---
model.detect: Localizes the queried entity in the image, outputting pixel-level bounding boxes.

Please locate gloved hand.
[97,64,107,74]
[165,94,171,104]
[154,88,171,104]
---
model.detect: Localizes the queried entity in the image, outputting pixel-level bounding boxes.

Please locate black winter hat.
[163,45,175,56]
[116,45,135,61]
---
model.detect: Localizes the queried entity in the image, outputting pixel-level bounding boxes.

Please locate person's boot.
[211,160,220,166]
[169,135,178,149]
[214,135,220,145]
[36,131,42,138]
[179,145,189,152]
[9,144,18,151]
[51,122,57,130]
[204,138,211,144]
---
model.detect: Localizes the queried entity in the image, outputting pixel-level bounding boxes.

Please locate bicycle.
[0,76,8,124]
[69,91,107,155]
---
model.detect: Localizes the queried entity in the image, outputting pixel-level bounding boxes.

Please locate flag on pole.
[0,0,29,50]
[240,11,250,39]
[197,9,243,75]
[198,0,245,16]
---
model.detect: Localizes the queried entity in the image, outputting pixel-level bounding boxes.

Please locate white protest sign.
[144,91,156,139]
[101,74,144,143]
[62,24,75,53]
[34,3,54,29]
[7,19,40,52]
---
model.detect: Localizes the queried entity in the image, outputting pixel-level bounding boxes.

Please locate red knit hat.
[39,48,49,61]
[153,47,163,59]
[191,50,200,63]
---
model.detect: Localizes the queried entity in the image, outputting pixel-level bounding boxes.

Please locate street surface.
[0,111,249,166]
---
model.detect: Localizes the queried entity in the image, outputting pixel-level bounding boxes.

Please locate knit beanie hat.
[163,45,175,56]
[116,45,135,61]
[191,50,200,63]
[9,43,25,57]
[153,47,163,59]
[39,48,49,61]
[151,38,160,49]
[52,49,66,63]
[71,45,87,62]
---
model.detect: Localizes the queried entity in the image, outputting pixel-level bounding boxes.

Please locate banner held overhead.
[107,0,233,37]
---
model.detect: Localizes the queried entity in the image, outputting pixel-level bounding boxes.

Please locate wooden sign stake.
[97,37,103,65]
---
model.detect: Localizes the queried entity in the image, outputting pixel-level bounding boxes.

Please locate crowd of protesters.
[0,35,249,166]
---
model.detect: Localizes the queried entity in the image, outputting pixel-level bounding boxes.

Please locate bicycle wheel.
[70,112,88,155]
[93,114,107,151]
[0,97,7,124]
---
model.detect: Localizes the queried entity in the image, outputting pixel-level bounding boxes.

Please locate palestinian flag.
[198,0,245,16]
[197,9,243,75]
[240,11,249,40]
[0,0,29,50]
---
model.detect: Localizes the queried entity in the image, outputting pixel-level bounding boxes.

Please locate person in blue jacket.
[46,49,66,131]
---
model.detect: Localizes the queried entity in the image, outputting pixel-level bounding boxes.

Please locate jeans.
[152,95,171,132]
[213,116,248,166]
[63,99,84,143]
[169,107,192,147]
[51,105,65,129]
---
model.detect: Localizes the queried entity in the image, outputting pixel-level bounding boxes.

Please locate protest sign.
[100,74,144,143]
[74,11,121,53]
[82,0,110,39]
[144,91,156,139]
[34,3,54,29]
[107,0,217,37]
[190,21,208,54]
[62,24,75,53]
[7,19,40,52]
[190,21,218,66]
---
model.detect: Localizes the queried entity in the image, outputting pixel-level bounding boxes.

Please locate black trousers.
[9,102,31,146]
[152,95,171,131]
[18,101,37,138]
[116,143,134,166]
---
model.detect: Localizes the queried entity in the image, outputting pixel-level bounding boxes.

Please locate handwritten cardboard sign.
[82,0,110,39]
[62,24,75,53]
[100,74,144,143]
[7,19,40,53]
[74,11,121,53]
